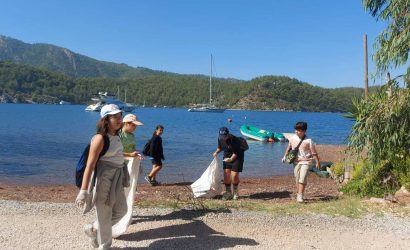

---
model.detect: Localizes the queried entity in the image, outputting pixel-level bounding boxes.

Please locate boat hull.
[85,92,136,112]
[240,130,269,141]
[240,125,270,141]
[240,124,286,142]
[187,107,225,113]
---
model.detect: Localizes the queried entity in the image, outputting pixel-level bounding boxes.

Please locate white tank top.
[99,134,124,167]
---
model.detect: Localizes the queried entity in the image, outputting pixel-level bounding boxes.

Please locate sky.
[0,0,394,88]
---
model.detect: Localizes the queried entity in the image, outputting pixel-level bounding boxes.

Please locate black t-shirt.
[218,134,244,161]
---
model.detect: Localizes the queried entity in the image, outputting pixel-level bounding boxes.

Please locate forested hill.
[0,35,173,78]
[0,61,364,112]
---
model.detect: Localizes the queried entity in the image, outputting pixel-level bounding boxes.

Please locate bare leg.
[298,183,305,194]
[231,171,239,185]
[224,169,231,185]
[223,169,233,200]
[149,164,162,180]
[231,171,240,200]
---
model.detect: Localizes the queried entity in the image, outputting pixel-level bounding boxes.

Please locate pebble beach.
[1,144,410,249]
[1,200,410,249]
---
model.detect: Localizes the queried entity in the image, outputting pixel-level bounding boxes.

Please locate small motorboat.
[240,124,285,142]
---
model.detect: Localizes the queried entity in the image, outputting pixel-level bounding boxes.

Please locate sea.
[0,104,353,185]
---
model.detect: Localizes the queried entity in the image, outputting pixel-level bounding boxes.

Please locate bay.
[0,104,353,185]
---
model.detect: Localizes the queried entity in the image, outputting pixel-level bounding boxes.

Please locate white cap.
[100,104,123,118]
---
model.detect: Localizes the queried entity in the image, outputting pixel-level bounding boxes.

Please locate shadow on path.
[131,208,231,224]
[245,191,292,200]
[117,219,258,249]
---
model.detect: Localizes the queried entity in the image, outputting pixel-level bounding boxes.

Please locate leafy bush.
[341,160,387,197]
[330,162,345,182]
[346,82,410,196]
[393,156,410,190]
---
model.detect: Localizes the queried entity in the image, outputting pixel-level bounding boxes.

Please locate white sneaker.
[84,224,98,248]
[233,192,239,200]
[296,193,304,203]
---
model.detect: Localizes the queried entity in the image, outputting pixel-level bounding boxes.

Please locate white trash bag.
[112,157,141,238]
[191,157,222,198]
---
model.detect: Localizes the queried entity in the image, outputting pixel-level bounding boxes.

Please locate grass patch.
[136,196,410,218]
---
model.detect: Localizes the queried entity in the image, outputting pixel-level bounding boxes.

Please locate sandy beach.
[1,144,410,249]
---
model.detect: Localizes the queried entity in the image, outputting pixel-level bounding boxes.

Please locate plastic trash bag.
[112,157,141,238]
[191,157,222,198]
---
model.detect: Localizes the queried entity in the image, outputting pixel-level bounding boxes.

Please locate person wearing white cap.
[75,104,129,249]
[119,114,144,159]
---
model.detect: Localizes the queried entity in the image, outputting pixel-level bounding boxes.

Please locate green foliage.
[348,83,410,163]
[362,0,410,85]
[0,35,364,111]
[346,82,410,196]
[331,162,345,180]
[394,156,410,190]
[345,1,410,197]
[0,61,362,112]
[341,160,387,197]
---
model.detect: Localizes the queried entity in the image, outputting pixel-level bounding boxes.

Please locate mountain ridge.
[0,35,365,112]
[0,35,177,78]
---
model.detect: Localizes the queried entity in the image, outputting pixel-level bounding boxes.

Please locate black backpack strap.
[294,135,306,151]
[92,134,110,186]
[100,134,110,157]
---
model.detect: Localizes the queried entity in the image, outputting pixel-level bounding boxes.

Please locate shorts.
[151,158,162,166]
[223,160,243,172]
[294,164,309,185]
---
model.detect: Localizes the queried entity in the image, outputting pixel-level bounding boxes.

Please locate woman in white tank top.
[76,104,129,249]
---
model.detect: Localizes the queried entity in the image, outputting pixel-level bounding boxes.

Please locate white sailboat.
[188,54,225,113]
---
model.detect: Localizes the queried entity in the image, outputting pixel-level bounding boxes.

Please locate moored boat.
[240,124,285,142]
[59,100,71,105]
[85,92,135,112]
[187,54,224,113]
[187,104,225,113]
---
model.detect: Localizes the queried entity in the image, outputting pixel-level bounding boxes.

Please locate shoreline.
[0,174,341,204]
[0,144,347,203]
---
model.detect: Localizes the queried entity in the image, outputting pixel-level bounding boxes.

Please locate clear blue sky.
[1,0,389,88]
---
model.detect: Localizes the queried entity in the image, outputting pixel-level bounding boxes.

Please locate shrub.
[330,162,345,182]
[346,83,410,196]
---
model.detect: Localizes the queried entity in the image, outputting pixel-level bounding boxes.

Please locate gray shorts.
[294,164,309,185]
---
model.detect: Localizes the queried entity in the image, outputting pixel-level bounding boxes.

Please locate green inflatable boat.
[240,124,285,142]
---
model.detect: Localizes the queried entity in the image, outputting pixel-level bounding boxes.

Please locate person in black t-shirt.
[212,127,244,200]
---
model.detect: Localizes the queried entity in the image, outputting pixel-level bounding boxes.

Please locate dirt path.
[1,200,409,250]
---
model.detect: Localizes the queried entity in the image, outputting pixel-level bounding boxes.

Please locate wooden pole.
[210,54,212,105]
[364,34,369,98]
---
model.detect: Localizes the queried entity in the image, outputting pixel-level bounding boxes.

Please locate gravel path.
[1,200,410,249]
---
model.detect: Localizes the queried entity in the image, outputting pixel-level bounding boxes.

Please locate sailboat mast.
[209,54,212,105]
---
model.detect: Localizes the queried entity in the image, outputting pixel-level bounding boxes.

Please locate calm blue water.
[0,104,353,185]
